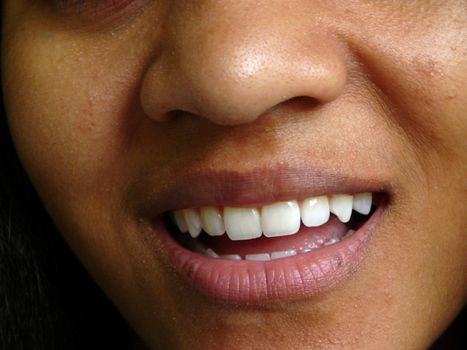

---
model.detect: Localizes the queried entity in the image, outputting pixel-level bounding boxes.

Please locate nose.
[140,2,348,126]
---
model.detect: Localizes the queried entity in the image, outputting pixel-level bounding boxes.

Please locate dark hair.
[0,6,465,350]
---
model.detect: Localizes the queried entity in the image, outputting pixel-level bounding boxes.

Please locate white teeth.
[261,201,300,237]
[171,193,374,240]
[183,208,202,238]
[220,254,242,261]
[353,192,372,215]
[245,253,271,261]
[329,194,353,223]
[224,207,262,241]
[172,210,188,233]
[270,249,297,260]
[200,206,225,236]
[205,248,219,258]
[200,231,359,261]
[300,196,330,227]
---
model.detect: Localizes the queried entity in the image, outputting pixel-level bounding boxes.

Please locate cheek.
[1,20,158,288]
[1,18,177,324]
[3,26,147,209]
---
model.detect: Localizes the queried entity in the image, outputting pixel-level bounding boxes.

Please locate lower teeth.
[195,229,356,261]
[205,248,219,258]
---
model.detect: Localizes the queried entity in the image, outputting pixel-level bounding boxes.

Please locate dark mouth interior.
[165,194,384,256]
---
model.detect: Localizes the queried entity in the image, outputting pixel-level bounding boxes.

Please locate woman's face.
[2,1,466,349]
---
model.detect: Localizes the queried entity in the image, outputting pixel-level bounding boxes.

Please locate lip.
[136,165,390,216]
[147,203,384,304]
[135,166,390,304]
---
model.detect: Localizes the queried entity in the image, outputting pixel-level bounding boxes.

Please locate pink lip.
[134,166,389,304]
[148,205,384,304]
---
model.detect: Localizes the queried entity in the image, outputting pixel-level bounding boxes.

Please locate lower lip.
[149,206,385,304]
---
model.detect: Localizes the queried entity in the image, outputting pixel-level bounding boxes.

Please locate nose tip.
[140,11,348,126]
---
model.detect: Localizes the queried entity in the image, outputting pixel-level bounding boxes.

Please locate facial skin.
[2,0,466,349]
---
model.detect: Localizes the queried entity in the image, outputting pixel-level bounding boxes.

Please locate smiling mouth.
[167,193,378,261]
[140,167,388,303]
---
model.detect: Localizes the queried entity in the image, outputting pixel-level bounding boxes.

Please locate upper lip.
[133,162,391,219]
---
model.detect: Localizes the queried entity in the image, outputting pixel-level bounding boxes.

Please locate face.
[2,0,467,349]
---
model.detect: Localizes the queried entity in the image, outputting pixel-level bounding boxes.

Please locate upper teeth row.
[171,193,372,241]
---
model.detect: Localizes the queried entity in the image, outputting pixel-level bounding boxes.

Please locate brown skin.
[2,0,466,349]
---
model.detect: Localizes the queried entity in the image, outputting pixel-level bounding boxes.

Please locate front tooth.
[329,194,353,223]
[200,206,225,236]
[183,208,202,238]
[261,201,300,237]
[300,196,330,227]
[224,207,262,241]
[172,210,188,233]
[245,253,271,261]
[353,192,372,215]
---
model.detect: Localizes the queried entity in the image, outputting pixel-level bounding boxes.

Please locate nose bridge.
[140,1,348,126]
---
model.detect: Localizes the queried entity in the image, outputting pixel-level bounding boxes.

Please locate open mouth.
[166,192,379,261]
[141,167,389,304]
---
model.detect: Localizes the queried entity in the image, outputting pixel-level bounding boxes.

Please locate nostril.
[164,110,208,124]
[140,11,348,126]
[163,97,321,125]
[281,96,320,111]
[262,96,320,120]
[165,109,187,122]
